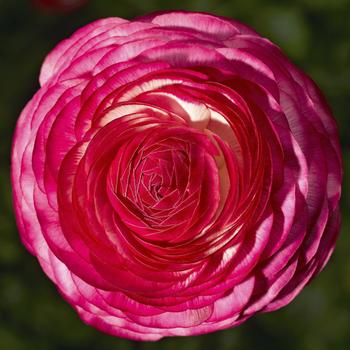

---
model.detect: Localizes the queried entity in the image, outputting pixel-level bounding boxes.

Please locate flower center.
[133,146,189,223]
[106,123,222,243]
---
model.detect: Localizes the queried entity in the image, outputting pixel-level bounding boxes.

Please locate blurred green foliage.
[0,0,349,349]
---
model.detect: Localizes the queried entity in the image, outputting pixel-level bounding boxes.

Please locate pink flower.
[32,0,87,12]
[11,11,342,341]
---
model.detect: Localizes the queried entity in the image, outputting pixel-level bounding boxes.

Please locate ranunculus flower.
[32,0,87,12]
[11,11,342,341]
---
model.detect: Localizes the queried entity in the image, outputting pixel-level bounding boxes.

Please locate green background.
[0,0,349,349]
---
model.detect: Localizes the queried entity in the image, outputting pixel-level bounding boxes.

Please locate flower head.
[12,11,342,340]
